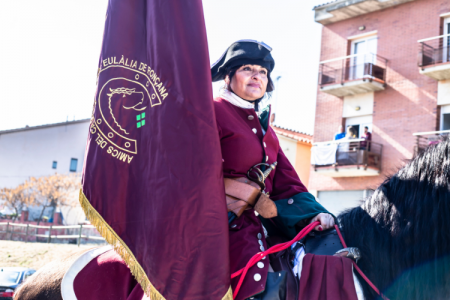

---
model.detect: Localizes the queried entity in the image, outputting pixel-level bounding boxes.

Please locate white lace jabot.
[219,89,267,135]
[219,89,262,112]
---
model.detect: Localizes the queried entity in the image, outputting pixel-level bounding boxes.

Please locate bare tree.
[31,173,80,225]
[0,180,34,221]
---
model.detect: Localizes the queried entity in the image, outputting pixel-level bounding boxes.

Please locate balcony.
[311,139,383,177]
[418,34,450,80]
[318,53,387,97]
[413,130,450,156]
[313,0,417,25]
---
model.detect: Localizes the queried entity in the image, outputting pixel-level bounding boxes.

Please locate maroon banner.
[80,1,231,299]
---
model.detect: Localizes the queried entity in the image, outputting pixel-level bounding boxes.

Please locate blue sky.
[0,0,326,134]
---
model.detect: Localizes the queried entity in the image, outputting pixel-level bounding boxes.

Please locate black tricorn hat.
[211,39,275,82]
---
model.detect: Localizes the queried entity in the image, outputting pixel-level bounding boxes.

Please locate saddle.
[302,228,344,256]
[265,229,345,300]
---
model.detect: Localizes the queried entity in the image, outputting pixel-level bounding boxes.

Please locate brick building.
[309,0,450,215]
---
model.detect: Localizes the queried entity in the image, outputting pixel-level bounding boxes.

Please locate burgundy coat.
[214,97,329,300]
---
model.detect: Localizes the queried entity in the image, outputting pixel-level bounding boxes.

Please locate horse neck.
[340,201,450,300]
[339,207,391,299]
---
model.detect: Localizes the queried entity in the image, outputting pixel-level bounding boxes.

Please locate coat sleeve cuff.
[260,192,332,239]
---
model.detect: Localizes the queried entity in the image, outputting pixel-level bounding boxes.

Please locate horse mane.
[338,138,450,300]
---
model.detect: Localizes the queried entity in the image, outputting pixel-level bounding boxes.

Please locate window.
[350,35,378,80]
[52,161,57,169]
[345,115,373,138]
[23,271,35,282]
[443,114,450,130]
[69,158,78,172]
[440,105,450,131]
[444,17,450,63]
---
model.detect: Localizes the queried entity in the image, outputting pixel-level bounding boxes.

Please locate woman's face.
[226,64,268,101]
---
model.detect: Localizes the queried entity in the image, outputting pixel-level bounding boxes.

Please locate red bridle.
[231,221,389,300]
[334,224,390,300]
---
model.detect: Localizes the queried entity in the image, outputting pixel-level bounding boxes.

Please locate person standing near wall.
[360,126,371,150]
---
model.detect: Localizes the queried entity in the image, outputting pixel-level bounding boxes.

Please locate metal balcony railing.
[413,130,450,156]
[312,139,383,173]
[318,53,388,87]
[418,34,450,68]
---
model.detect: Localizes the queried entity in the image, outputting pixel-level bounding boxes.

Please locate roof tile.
[272,125,313,144]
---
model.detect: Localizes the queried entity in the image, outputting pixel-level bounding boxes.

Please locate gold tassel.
[79,189,233,300]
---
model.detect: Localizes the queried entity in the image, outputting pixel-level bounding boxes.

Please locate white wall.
[342,92,374,118]
[438,80,450,106]
[317,190,369,216]
[0,120,90,188]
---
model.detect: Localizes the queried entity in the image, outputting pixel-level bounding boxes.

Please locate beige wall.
[277,135,297,167]
[295,142,312,186]
[276,134,312,186]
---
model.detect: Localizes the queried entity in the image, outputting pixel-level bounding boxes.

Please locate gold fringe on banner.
[79,189,234,300]
[79,189,164,299]
[223,286,233,300]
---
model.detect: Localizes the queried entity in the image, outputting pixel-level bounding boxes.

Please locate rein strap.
[334,225,390,300]
[230,222,389,300]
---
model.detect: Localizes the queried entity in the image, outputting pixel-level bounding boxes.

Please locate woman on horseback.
[211,40,335,300]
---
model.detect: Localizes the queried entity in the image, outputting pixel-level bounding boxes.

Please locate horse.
[338,138,450,299]
[13,248,93,300]
[14,138,450,300]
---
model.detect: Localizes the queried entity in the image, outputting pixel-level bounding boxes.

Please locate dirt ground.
[0,240,94,270]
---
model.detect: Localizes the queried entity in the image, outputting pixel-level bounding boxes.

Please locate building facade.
[310,0,450,215]
[0,119,90,188]
[0,120,90,224]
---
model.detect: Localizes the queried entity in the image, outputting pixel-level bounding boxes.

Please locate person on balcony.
[334,125,345,140]
[346,126,357,139]
[360,126,372,150]
[336,126,358,164]
[337,126,357,153]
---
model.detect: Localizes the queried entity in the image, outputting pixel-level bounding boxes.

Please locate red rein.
[334,225,390,300]
[231,222,389,300]
[231,222,319,299]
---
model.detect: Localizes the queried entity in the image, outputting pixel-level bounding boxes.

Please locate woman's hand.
[309,213,335,231]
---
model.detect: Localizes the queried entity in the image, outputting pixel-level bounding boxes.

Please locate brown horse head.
[14,248,93,300]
